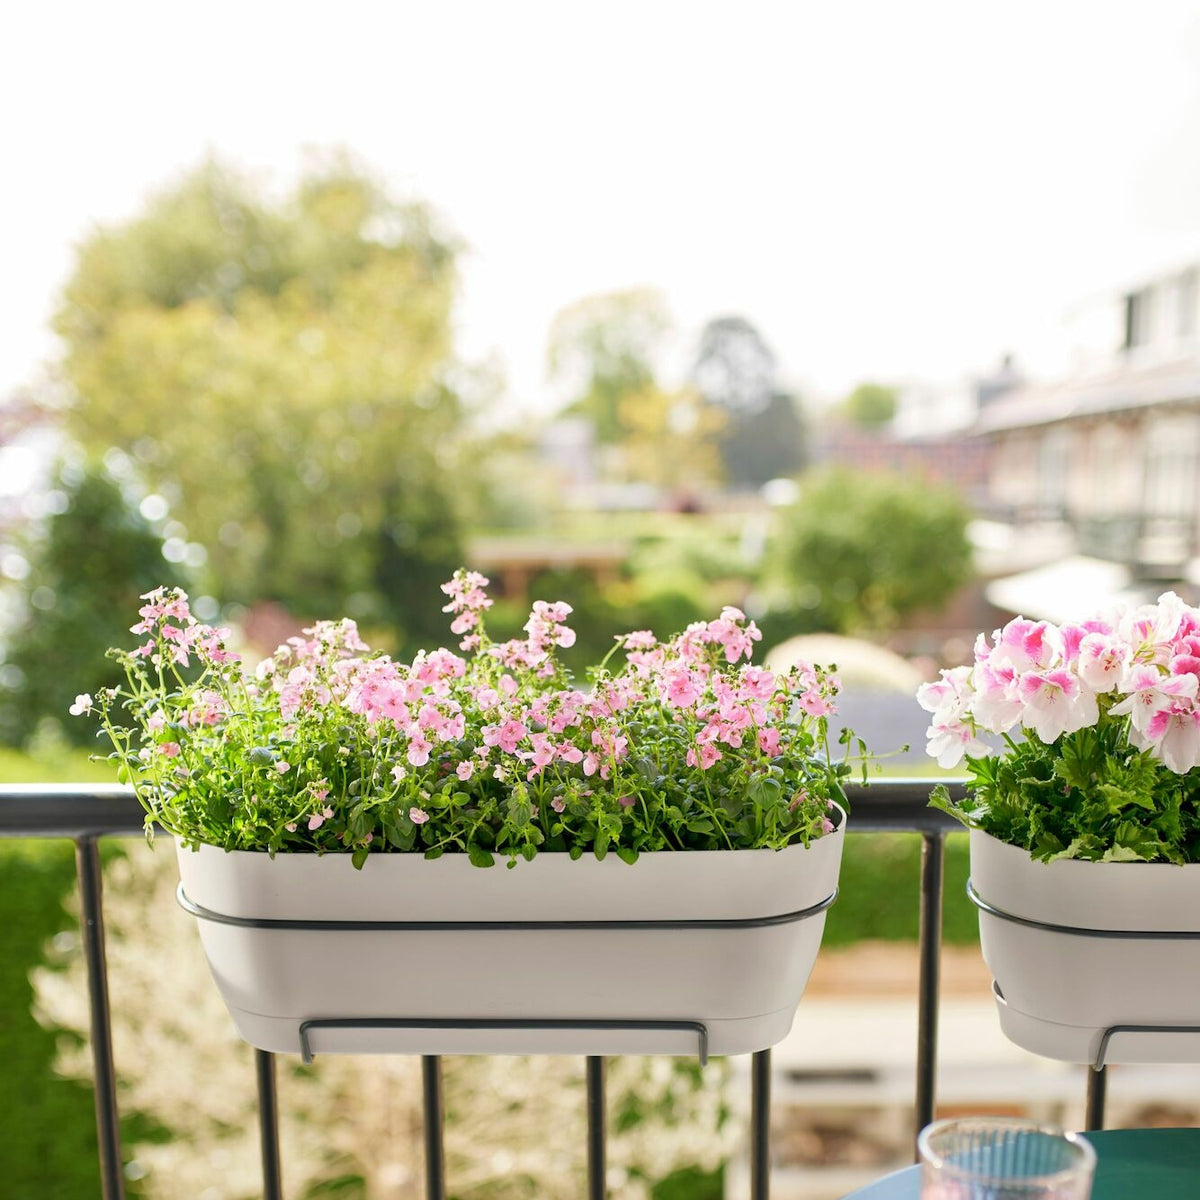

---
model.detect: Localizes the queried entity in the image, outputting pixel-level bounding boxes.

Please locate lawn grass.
[1,749,119,1198]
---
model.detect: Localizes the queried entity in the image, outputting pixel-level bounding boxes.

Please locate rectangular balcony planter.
[175,805,845,1061]
[969,827,1200,1066]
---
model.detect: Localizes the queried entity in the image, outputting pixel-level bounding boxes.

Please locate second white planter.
[176,809,845,1060]
[970,827,1200,1066]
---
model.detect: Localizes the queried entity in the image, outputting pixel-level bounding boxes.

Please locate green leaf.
[351,844,370,870]
[467,844,495,869]
[616,846,639,865]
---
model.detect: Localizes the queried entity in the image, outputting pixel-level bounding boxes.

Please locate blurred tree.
[616,383,724,490]
[55,155,465,646]
[547,290,723,491]
[692,316,804,487]
[547,289,669,445]
[771,466,973,633]
[0,463,179,747]
[840,381,897,428]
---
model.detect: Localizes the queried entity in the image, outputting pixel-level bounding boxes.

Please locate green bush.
[771,466,974,634]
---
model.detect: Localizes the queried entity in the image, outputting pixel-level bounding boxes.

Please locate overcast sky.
[4,1,1200,417]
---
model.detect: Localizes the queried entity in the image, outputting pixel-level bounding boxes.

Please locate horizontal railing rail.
[2,778,1116,1200]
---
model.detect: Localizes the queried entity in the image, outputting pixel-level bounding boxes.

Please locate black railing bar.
[1086,1066,1107,1131]
[914,831,945,1155]
[750,1048,771,1200]
[422,1056,446,1200]
[0,779,970,839]
[75,835,126,1200]
[587,1056,606,1200]
[255,1050,283,1200]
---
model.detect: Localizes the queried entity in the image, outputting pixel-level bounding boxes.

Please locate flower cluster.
[922,592,1200,863]
[80,572,854,867]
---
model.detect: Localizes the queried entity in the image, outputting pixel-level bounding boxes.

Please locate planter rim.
[177,803,846,923]
[969,825,1200,933]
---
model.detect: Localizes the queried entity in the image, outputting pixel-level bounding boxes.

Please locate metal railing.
[0,779,1108,1199]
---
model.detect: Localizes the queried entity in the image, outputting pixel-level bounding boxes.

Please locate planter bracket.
[1093,1023,1200,1070]
[296,1017,711,1065]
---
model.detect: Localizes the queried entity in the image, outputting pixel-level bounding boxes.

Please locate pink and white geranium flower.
[922,593,1200,774]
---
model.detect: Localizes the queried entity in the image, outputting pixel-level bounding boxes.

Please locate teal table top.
[841,1128,1200,1198]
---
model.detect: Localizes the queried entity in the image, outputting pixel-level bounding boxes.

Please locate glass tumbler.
[917,1117,1096,1199]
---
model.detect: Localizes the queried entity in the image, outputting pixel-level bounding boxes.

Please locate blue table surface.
[841,1128,1200,1198]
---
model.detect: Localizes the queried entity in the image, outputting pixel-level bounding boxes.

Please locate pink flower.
[1145,703,1200,772]
[456,760,475,781]
[159,742,180,757]
[1016,669,1099,744]
[1111,666,1199,735]
[925,718,990,769]
[662,667,703,709]
[618,795,637,808]
[1077,633,1132,693]
[551,796,566,813]
[407,735,433,767]
[275,760,291,774]
[686,743,722,770]
[758,727,781,756]
[409,806,430,825]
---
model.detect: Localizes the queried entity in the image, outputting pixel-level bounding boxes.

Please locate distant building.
[974,264,1200,615]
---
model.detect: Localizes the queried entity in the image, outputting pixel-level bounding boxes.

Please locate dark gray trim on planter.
[175,882,838,931]
[968,880,1200,939]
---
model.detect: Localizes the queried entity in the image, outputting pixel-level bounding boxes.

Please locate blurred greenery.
[546,288,724,490]
[55,155,466,645]
[839,382,898,428]
[769,466,974,635]
[0,463,180,747]
[824,832,976,947]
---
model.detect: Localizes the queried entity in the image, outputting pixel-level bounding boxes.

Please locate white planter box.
[970,827,1200,1065]
[175,811,845,1060]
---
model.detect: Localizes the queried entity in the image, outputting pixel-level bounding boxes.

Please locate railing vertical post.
[422,1055,446,1200]
[750,1048,771,1200]
[1085,1066,1107,1131]
[255,1050,283,1200]
[914,830,945,1155]
[586,1056,606,1200]
[75,835,127,1200]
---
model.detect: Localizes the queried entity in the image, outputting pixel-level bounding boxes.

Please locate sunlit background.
[4,2,1200,1197]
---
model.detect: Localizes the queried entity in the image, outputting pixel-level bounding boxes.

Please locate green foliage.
[840,382,897,428]
[771,466,974,633]
[0,463,179,747]
[56,156,464,648]
[931,713,1200,863]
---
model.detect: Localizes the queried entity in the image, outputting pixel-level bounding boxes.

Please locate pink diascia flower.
[409,806,430,825]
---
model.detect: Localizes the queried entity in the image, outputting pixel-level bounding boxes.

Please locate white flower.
[1016,669,1099,744]
[68,693,93,716]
